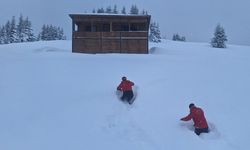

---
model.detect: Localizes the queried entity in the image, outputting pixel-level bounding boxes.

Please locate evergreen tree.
[0,26,5,44]
[211,24,227,48]
[92,9,96,13]
[38,24,46,40]
[130,5,139,14]
[141,9,146,15]
[4,21,12,44]
[97,8,105,13]
[24,17,36,42]
[38,24,66,41]
[181,36,186,41]
[2,26,8,44]
[57,27,66,40]
[121,6,126,14]
[17,14,26,42]
[172,33,186,42]
[48,25,55,40]
[149,22,161,43]
[0,15,35,44]
[10,16,18,43]
[113,5,118,14]
[106,6,112,13]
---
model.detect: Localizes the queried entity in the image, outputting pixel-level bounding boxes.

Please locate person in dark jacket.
[180,103,209,135]
[117,76,134,104]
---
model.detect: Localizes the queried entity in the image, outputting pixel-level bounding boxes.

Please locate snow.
[1,40,250,150]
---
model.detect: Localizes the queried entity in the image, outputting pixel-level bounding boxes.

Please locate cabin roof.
[69,13,151,21]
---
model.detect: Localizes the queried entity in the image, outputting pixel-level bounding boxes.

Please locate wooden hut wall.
[70,15,150,54]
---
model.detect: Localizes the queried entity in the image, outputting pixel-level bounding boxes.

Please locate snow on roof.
[69,13,150,17]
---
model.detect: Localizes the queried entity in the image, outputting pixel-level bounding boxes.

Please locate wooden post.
[110,22,112,32]
[120,32,122,53]
[72,20,75,53]
[72,21,75,32]
[100,32,103,52]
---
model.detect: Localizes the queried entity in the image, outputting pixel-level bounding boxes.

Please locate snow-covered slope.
[1,40,250,150]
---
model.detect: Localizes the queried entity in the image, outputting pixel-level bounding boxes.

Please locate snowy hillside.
[1,40,250,150]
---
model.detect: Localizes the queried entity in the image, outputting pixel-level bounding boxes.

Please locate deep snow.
[0,40,250,150]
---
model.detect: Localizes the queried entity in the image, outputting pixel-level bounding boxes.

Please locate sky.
[1,0,250,46]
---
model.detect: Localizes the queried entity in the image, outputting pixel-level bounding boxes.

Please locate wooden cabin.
[69,14,151,54]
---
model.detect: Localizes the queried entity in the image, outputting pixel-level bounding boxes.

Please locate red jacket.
[117,80,134,91]
[181,107,208,129]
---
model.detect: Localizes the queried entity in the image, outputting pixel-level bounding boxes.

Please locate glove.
[117,87,121,91]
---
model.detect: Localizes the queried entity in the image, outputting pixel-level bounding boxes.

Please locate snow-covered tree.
[57,27,66,40]
[0,26,5,44]
[39,25,46,40]
[0,15,35,44]
[97,8,105,13]
[16,15,36,42]
[141,9,146,15]
[105,6,112,13]
[121,6,126,14]
[211,24,227,48]
[113,5,118,14]
[4,21,11,44]
[172,33,186,42]
[130,5,139,14]
[23,17,36,42]
[10,16,18,43]
[17,14,26,42]
[149,22,161,43]
[38,24,66,41]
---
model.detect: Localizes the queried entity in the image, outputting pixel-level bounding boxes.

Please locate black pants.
[121,90,134,103]
[195,128,209,135]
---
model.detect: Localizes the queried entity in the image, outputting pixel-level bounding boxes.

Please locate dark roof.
[69,13,151,23]
[69,13,150,18]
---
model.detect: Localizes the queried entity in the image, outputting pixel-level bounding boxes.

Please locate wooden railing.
[72,31,148,54]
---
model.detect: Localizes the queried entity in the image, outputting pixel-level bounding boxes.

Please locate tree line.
[0,15,66,45]
[170,25,227,48]
[94,4,227,48]
[1,10,228,49]
[92,4,148,15]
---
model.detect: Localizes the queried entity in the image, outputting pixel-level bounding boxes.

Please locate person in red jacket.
[117,76,134,104]
[180,103,209,135]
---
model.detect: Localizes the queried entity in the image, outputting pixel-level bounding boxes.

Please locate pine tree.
[10,16,17,43]
[130,5,139,14]
[149,22,161,43]
[39,24,49,41]
[4,21,11,44]
[0,15,35,44]
[172,33,186,42]
[48,25,55,40]
[0,26,4,44]
[1,26,8,44]
[142,9,146,15]
[17,14,26,42]
[211,24,227,48]
[38,24,66,41]
[24,17,36,42]
[57,27,66,40]
[113,5,118,14]
[121,6,126,14]
[106,6,112,13]
[97,8,105,13]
